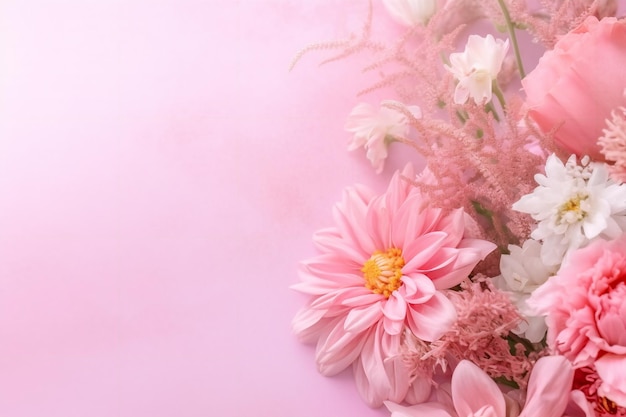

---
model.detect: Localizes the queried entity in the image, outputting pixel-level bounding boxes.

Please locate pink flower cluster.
[529,235,626,409]
[292,2,626,416]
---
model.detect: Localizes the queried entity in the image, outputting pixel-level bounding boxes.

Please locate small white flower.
[382,0,437,27]
[493,240,558,343]
[345,102,421,173]
[446,34,509,105]
[513,154,626,266]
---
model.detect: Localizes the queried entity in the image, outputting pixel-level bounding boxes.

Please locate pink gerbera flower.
[292,165,495,407]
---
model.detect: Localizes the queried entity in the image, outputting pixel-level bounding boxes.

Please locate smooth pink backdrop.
[0,1,415,416]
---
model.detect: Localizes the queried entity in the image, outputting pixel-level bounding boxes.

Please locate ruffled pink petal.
[402,231,449,271]
[333,187,378,255]
[451,360,506,417]
[344,301,384,333]
[313,231,369,264]
[353,324,390,407]
[596,353,626,408]
[406,292,456,341]
[366,195,391,250]
[383,291,408,322]
[292,307,327,337]
[292,264,363,295]
[400,274,435,304]
[315,317,368,376]
[309,287,369,311]
[340,292,384,307]
[519,355,573,417]
[391,197,423,248]
[429,240,495,289]
[383,353,412,403]
[404,377,433,405]
[432,208,466,248]
[385,164,416,215]
[384,401,454,417]
[292,311,333,344]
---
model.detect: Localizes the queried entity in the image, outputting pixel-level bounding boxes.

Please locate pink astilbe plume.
[506,0,615,48]
[386,98,547,263]
[400,278,540,392]
[432,277,538,388]
[599,106,626,183]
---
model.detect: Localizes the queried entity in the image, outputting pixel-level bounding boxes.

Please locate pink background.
[0,1,411,416]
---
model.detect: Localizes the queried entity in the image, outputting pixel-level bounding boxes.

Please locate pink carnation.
[292,165,495,407]
[528,234,626,408]
[522,16,626,161]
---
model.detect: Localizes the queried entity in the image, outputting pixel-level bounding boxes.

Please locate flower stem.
[496,0,526,79]
[485,101,501,122]
[492,83,507,113]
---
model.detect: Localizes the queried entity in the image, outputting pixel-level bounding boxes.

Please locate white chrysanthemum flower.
[493,240,558,343]
[446,34,509,105]
[382,0,437,27]
[513,154,626,266]
[345,102,421,174]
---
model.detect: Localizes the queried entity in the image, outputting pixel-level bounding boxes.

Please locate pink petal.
[292,311,333,344]
[366,196,390,249]
[451,360,506,417]
[384,401,453,417]
[292,307,326,336]
[315,317,367,376]
[309,287,367,311]
[390,194,425,248]
[383,354,412,403]
[402,232,449,271]
[400,274,435,304]
[353,325,389,407]
[313,231,368,264]
[404,377,433,405]
[344,302,384,333]
[406,292,456,341]
[520,355,573,417]
[383,291,408,321]
[596,354,626,408]
[341,292,384,307]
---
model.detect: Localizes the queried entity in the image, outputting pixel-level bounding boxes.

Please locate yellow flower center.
[361,248,405,298]
[557,193,588,224]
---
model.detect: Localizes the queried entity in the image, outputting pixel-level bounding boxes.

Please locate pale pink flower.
[523,17,626,161]
[446,34,509,105]
[528,233,626,408]
[345,102,421,174]
[382,0,437,26]
[292,165,495,407]
[385,355,575,417]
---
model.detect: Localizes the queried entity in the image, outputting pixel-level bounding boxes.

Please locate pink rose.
[528,234,626,408]
[522,17,626,161]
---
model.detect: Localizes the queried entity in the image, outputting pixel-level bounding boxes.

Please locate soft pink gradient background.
[0,1,413,416]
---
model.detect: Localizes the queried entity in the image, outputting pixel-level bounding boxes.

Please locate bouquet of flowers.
[291,1,626,416]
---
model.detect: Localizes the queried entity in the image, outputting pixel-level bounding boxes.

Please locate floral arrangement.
[291,0,626,416]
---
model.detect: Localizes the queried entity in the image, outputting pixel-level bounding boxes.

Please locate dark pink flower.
[292,165,495,407]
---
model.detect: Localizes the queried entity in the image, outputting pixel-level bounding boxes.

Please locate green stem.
[485,101,501,122]
[492,83,507,113]
[496,0,526,79]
